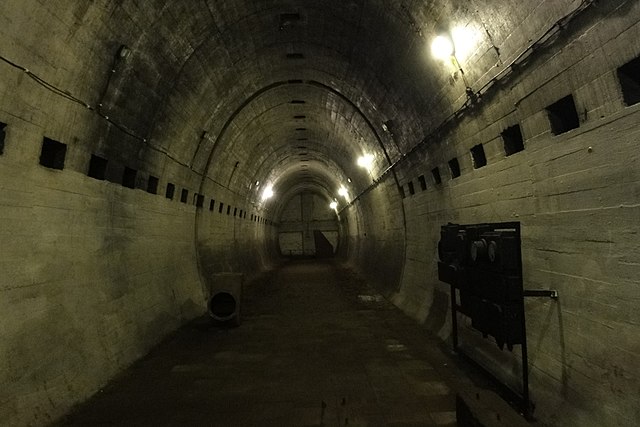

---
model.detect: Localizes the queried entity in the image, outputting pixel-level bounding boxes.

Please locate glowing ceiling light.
[451,26,479,62]
[338,185,349,200]
[255,181,260,186]
[261,184,274,201]
[357,154,375,170]
[431,34,454,60]
[329,201,338,210]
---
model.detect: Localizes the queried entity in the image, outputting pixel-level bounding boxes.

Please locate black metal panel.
[438,221,532,417]
[438,222,523,347]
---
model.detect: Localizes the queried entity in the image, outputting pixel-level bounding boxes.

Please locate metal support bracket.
[523,289,558,299]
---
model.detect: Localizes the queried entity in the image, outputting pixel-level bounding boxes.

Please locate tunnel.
[1,1,639,426]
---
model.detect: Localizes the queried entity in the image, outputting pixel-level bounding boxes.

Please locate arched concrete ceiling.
[3,0,527,217]
[147,1,437,216]
[207,81,385,208]
[109,0,445,219]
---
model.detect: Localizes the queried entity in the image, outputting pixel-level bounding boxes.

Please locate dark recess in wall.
[432,167,442,184]
[418,175,427,191]
[210,199,215,211]
[180,188,188,203]
[147,176,159,194]
[166,183,175,200]
[448,158,461,179]
[39,137,67,170]
[0,122,6,155]
[88,154,108,180]
[618,55,640,106]
[502,125,525,156]
[219,202,224,213]
[195,194,204,208]
[122,167,137,189]
[280,12,301,26]
[313,230,334,258]
[470,144,487,169]
[546,94,580,135]
[408,181,415,195]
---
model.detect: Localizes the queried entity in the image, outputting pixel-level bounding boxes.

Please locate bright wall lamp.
[431,34,454,60]
[357,154,375,170]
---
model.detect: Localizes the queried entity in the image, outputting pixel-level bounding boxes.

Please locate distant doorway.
[277,192,339,258]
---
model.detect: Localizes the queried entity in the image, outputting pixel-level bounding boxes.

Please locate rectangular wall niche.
[219,202,224,213]
[470,144,487,169]
[618,55,640,106]
[166,183,175,200]
[209,199,216,211]
[147,175,159,194]
[88,154,108,180]
[195,194,204,208]
[122,167,137,189]
[408,181,415,195]
[418,175,427,191]
[448,158,461,179]
[502,124,525,156]
[280,13,302,27]
[546,94,580,135]
[180,188,189,203]
[286,53,305,60]
[0,121,6,155]
[39,137,67,170]
[432,167,442,184]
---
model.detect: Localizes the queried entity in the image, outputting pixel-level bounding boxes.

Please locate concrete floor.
[55,261,465,427]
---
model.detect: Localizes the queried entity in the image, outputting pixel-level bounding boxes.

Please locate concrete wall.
[353,2,640,425]
[0,127,205,425]
[344,177,407,296]
[194,179,278,290]
[0,3,275,425]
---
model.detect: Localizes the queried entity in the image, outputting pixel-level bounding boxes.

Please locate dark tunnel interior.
[1,1,639,426]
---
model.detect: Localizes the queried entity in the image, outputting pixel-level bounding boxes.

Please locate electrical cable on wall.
[0,51,230,186]
[341,0,596,211]
[0,52,147,143]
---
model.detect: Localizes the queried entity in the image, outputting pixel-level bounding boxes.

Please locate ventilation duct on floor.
[207,273,243,326]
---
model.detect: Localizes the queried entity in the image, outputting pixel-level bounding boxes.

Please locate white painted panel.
[279,232,304,256]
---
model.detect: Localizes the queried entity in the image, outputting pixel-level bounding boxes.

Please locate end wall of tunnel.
[1,1,639,426]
